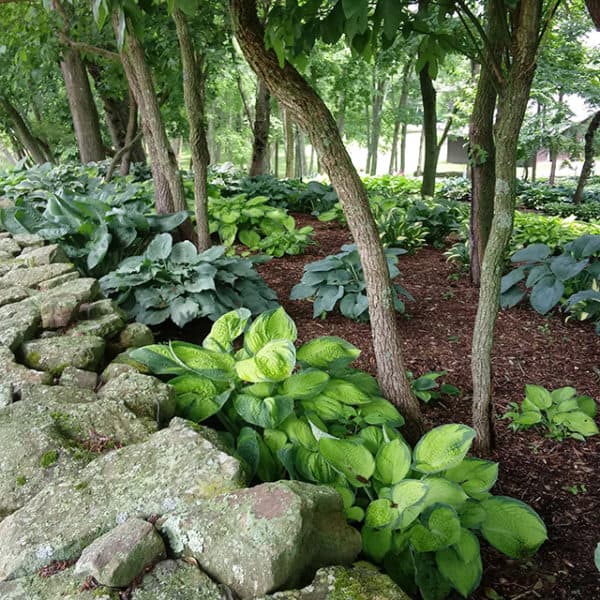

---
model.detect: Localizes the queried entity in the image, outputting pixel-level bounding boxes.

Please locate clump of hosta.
[131,307,547,600]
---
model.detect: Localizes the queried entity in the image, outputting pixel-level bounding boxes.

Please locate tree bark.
[60,48,106,163]
[389,60,413,175]
[230,0,424,441]
[471,0,541,454]
[573,110,600,204]
[419,66,437,196]
[369,74,387,176]
[0,97,48,164]
[284,109,294,178]
[116,16,193,240]
[173,8,212,251]
[249,78,271,176]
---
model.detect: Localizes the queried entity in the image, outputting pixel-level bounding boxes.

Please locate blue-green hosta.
[131,307,547,600]
[504,384,598,441]
[100,234,277,327]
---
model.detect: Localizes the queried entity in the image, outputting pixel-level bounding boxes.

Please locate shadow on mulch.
[256,213,600,600]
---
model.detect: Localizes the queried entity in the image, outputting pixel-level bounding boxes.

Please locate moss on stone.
[39,450,59,468]
[15,476,26,486]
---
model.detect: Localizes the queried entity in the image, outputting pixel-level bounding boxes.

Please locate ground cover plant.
[100,233,278,326]
[290,244,412,320]
[131,306,549,600]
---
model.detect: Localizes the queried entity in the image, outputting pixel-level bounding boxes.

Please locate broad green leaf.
[169,297,198,328]
[296,336,360,369]
[170,342,235,379]
[530,276,564,315]
[295,447,339,484]
[514,411,543,426]
[244,307,297,355]
[233,394,294,429]
[301,396,350,422]
[552,411,599,437]
[238,228,261,248]
[130,345,185,375]
[414,551,453,600]
[511,243,551,263]
[410,505,461,552]
[458,499,486,529]
[362,526,393,563]
[413,424,476,474]
[170,240,198,263]
[203,307,251,352]
[525,384,552,409]
[374,438,412,485]
[359,398,405,427]
[281,417,317,450]
[550,255,589,281]
[145,233,172,261]
[365,498,398,528]
[480,496,547,558]
[171,375,227,422]
[346,506,365,522]
[319,437,375,487]
[444,458,499,500]
[577,395,597,418]
[236,340,296,382]
[436,529,482,598]
[263,428,287,454]
[421,477,468,509]
[390,480,429,528]
[279,369,330,399]
[322,378,371,405]
[550,386,577,404]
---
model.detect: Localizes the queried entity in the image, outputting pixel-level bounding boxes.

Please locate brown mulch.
[256,214,600,600]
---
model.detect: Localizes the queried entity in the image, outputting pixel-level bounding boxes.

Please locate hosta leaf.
[203,307,251,352]
[525,384,553,409]
[551,411,599,437]
[513,411,543,426]
[362,526,393,563]
[321,379,371,405]
[413,424,476,474]
[480,496,547,558]
[414,551,452,600]
[550,254,589,281]
[359,398,405,427]
[458,499,486,529]
[170,240,198,263]
[436,529,482,598]
[279,368,330,399]
[421,477,468,510]
[244,306,297,355]
[511,243,551,263]
[444,458,499,500]
[238,228,261,248]
[145,232,172,261]
[319,437,375,487]
[390,480,429,528]
[169,297,198,328]
[170,342,235,379]
[297,336,360,369]
[130,345,185,375]
[170,375,228,422]
[530,276,564,315]
[577,395,597,418]
[410,505,461,552]
[550,386,577,404]
[295,447,339,484]
[365,498,398,528]
[233,393,294,429]
[281,417,317,450]
[301,396,349,422]
[374,438,412,485]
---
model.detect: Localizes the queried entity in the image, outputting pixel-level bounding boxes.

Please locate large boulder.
[21,335,106,375]
[0,347,53,392]
[0,298,40,350]
[159,481,361,598]
[74,518,166,587]
[0,387,153,518]
[0,418,245,580]
[0,263,75,289]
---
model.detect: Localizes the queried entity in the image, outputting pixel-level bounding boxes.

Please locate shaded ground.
[256,214,600,600]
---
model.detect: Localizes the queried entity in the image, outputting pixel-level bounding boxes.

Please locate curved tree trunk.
[173,8,212,251]
[574,110,600,204]
[0,98,48,164]
[471,0,541,454]
[230,0,424,441]
[60,48,106,163]
[249,78,271,176]
[419,66,437,196]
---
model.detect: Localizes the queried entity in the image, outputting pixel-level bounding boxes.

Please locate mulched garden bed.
[256,213,600,600]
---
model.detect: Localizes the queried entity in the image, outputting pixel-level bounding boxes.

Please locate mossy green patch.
[16,475,26,486]
[39,449,59,468]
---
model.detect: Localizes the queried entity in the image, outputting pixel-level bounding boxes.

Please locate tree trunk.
[419,66,437,196]
[0,98,48,164]
[586,0,600,28]
[468,0,503,287]
[369,74,387,176]
[574,110,600,204]
[336,91,345,137]
[471,0,541,454]
[389,60,413,175]
[284,109,294,178]
[230,0,424,441]
[274,140,279,177]
[60,48,105,163]
[116,16,192,240]
[294,127,305,178]
[400,122,408,174]
[249,78,271,176]
[173,8,211,251]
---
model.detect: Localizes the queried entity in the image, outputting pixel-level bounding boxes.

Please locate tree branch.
[105,130,142,182]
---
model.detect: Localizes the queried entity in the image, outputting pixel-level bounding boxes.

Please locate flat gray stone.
[0,286,29,308]
[0,298,40,350]
[0,383,13,407]
[0,567,97,599]
[98,372,175,426]
[78,299,125,320]
[158,481,361,598]
[0,418,245,580]
[0,347,53,392]
[117,323,155,351]
[131,560,224,600]
[59,367,98,390]
[20,383,97,404]
[75,518,166,587]
[38,278,100,303]
[101,363,138,382]
[0,263,75,289]
[13,233,44,248]
[40,294,80,329]
[17,244,68,266]
[36,271,80,291]
[67,313,125,339]
[0,237,21,256]
[21,335,105,375]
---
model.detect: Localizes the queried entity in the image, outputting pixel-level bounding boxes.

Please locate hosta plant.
[100,233,277,327]
[132,307,548,600]
[408,371,460,404]
[501,234,600,331]
[504,384,598,441]
[290,244,413,321]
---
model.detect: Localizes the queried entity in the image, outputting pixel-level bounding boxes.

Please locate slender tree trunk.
[400,122,408,173]
[230,0,424,441]
[60,48,106,163]
[294,127,305,178]
[249,78,271,176]
[415,126,424,176]
[274,140,279,177]
[369,75,387,176]
[574,110,600,204]
[119,91,138,176]
[116,16,193,240]
[173,8,211,250]
[471,0,541,453]
[419,66,437,195]
[586,0,600,28]
[0,98,48,164]
[389,60,413,175]
[336,91,345,137]
[284,109,294,178]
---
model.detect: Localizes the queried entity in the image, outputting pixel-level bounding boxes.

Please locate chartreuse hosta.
[131,307,547,600]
